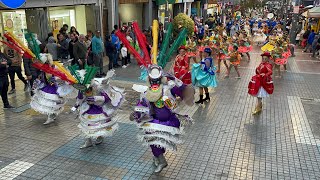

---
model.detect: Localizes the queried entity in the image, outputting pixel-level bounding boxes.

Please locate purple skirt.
[41,84,58,95]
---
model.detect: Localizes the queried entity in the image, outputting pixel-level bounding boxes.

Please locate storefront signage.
[0,0,26,9]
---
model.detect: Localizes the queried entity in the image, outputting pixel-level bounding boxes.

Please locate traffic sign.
[0,0,26,9]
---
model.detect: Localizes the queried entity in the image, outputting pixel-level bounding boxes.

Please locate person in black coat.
[23,57,40,96]
[105,35,116,70]
[69,32,78,64]
[0,52,14,109]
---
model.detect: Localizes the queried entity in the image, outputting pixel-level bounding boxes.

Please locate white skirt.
[255,87,269,98]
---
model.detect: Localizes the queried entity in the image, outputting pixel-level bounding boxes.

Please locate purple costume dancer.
[31,54,77,125]
[130,65,194,173]
[73,70,124,149]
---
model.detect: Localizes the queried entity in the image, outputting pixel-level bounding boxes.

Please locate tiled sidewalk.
[1,47,320,179]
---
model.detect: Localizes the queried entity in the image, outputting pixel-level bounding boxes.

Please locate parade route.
[1,47,320,179]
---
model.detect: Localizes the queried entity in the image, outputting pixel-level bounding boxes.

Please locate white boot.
[43,114,55,125]
[154,154,168,173]
[153,156,159,166]
[80,138,93,149]
[95,136,103,145]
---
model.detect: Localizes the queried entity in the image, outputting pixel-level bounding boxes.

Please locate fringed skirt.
[30,84,65,115]
[78,104,118,139]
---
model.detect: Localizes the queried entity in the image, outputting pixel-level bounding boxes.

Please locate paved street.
[1,47,320,180]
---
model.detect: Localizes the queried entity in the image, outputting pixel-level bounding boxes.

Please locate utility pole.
[290,0,301,44]
[165,0,169,30]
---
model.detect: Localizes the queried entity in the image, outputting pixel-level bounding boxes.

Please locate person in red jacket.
[172,46,192,84]
[248,52,274,115]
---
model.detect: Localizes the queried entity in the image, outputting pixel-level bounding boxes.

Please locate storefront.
[118,0,153,29]
[48,5,88,38]
[158,3,173,25]
[0,10,28,45]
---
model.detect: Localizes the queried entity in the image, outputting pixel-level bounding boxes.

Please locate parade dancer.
[226,45,241,79]
[216,36,229,74]
[72,70,124,149]
[192,47,218,104]
[238,32,252,61]
[172,46,192,84]
[130,65,194,173]
[253,27,267,46]
[248,52,274,115]
[31,54,77,125]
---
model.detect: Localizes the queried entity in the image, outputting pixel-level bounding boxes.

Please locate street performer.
[248,52,274,115]
[172,46,192,84]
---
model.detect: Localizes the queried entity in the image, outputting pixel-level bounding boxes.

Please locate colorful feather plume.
[3,32,36,60]
[24,33,41,60]
[68,64,99,91]
[32,62,76,84]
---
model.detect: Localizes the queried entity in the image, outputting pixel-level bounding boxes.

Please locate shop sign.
[0,0,26,9]
[293,6,300,14]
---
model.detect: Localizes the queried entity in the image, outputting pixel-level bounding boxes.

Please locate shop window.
[1,10,27,45]
[49,8,76,32]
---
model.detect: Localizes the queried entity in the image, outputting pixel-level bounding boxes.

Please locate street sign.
[293,6,299,14]
[0,0,26,9]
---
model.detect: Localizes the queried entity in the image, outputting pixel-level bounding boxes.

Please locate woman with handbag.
[248,52,274,115]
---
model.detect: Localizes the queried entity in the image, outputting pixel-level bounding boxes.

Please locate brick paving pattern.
[0,47,320,179]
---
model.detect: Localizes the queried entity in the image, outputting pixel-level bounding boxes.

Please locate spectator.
[84,35,91,49]
[63,24,69,32]
[302,28,311,48]
[0,51,14,109]
[311,33,320,57]
[57,33,69,63]
[69,32,78,63]
[111,31,121,68]
[45,32,55,44]
[70,26,79,36]
[120,44,128,68]
[304,29,315,53]
[4,47,28,94]
[105,35,116,70]
[23,56,40,96]
[92,30,105,77]
[114,25,119,31]
[73,34,87,69]
[45,36,58,61]
[66,32,71,43]
[126,30,132,64]
[87,30,93,41]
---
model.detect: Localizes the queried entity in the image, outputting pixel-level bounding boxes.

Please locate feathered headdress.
[115,20,188,75]
[68,65,99,91]
[1,32,36,60]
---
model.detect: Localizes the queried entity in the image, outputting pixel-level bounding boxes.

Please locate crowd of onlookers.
[0,22,157,109]
[296,27,320,58]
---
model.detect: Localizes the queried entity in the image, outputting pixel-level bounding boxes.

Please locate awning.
[302,10,308,17]
[308,7,320,18]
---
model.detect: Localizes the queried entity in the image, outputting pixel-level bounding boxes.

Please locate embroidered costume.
[130,65,194,173]
[173,46,192,84]
[31,54,77,125]
[73,70,124,149]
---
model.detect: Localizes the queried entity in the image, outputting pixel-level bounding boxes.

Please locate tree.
[173,13,194,37]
